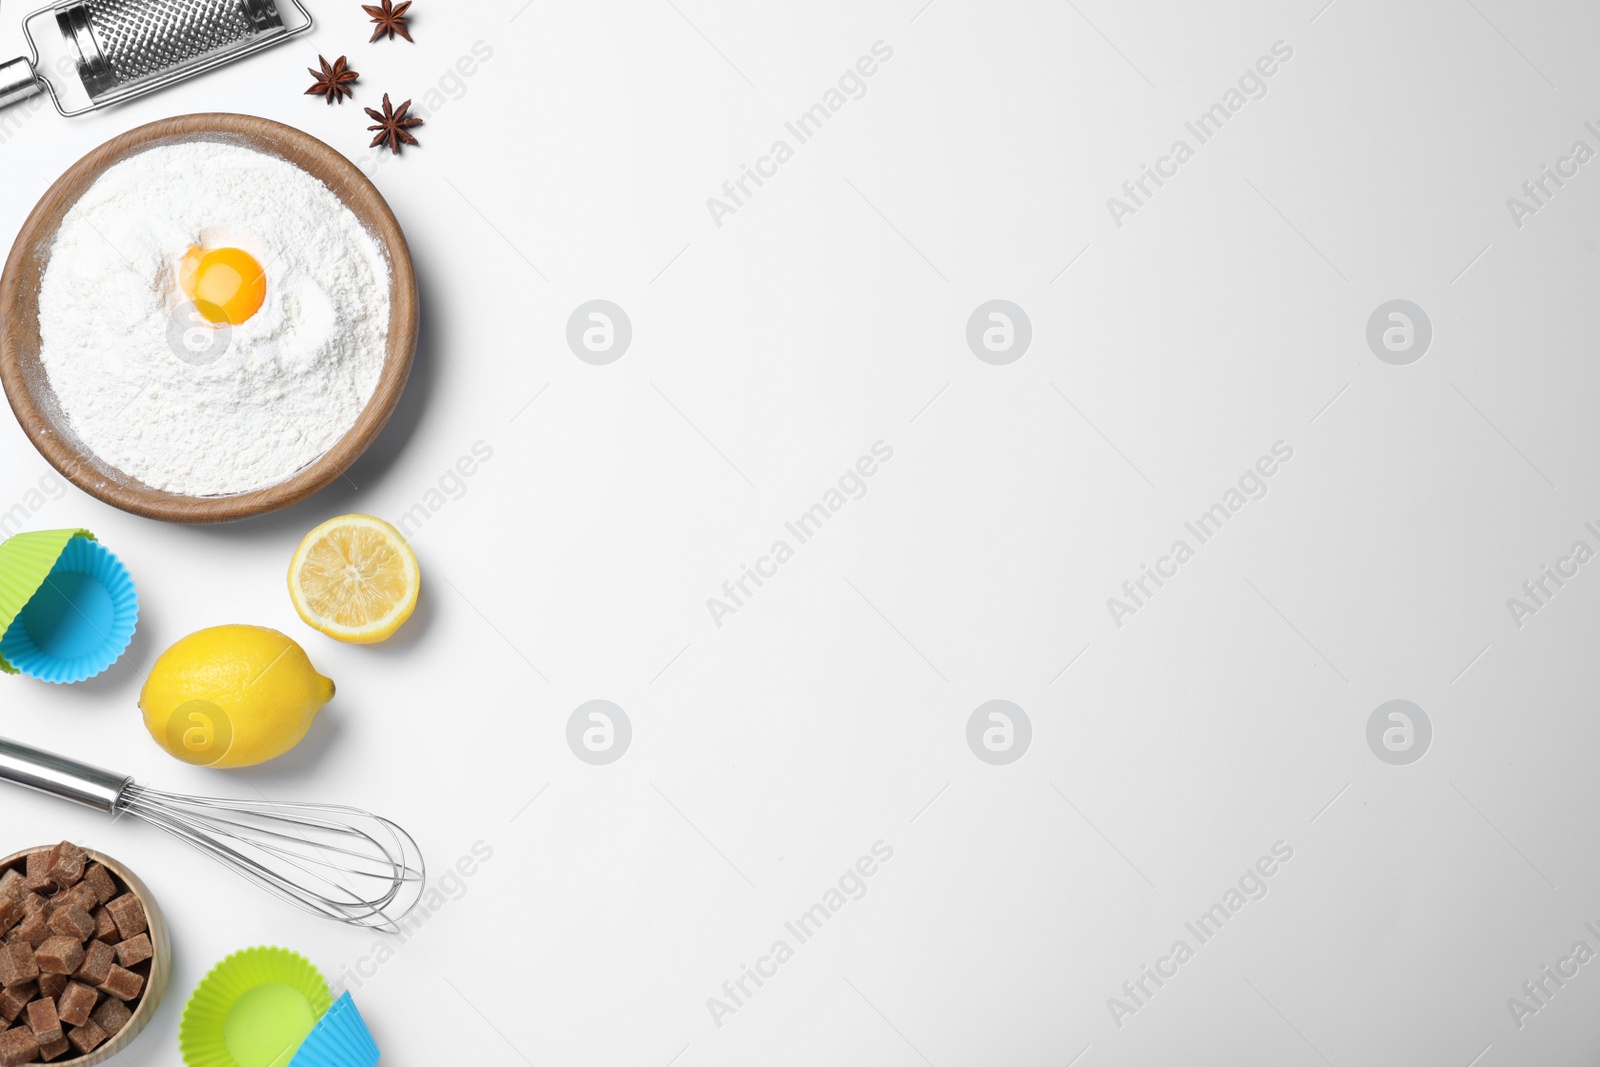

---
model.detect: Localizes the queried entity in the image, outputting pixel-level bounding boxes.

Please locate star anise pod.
[366,94,423,155]
[305,55,359,104]
[363,0,413,43]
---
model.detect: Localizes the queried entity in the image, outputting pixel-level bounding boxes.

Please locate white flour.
[37,140,391,497]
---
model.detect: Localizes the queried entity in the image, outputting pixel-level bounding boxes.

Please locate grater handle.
[0,736,130,814]
[0,56,41,109]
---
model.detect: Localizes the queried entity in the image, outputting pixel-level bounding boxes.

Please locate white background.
[4,0,1600,1063]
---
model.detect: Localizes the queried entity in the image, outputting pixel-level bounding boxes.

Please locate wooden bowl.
[0,845,171,1065]
[0,113,418,524]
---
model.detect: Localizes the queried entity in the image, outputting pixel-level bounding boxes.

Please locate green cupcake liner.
[179,947,334,1067]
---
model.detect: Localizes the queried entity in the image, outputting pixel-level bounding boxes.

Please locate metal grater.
[0,0,312,116]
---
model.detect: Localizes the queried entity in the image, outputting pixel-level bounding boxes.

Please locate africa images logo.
[1366,700,1431,766]
[1105,41,1295,229]
[967,700,1031,765]
[1106,841,1295,1029]
[567,700,632,765]
[706,842,895,1029]
[1106,442,1294,628]
[706,42,895,228]
[706,442,895,628]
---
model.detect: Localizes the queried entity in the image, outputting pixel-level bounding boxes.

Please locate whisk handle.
[0,737,129,814]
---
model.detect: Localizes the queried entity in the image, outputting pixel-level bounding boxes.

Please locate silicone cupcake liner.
[180,947,334,1067]
[286,993,380,1067]
[0,528,89,673]
[0,530,138,683]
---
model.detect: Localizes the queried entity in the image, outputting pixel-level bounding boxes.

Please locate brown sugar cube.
[43,846,84,892]
[0,944,37,989]
[24,1000,59,1047]
[103,896,145,940]
[0,986,31,1027]
[0,1026,39,1067]
[88,998,128,1038]
[32,939,81,978]
[43,908,90,940]
[22,856,51,895]
[54,984,96,1030]
[112,935,151,970]
[0,902,19,940]
[58,886,95,916]
[37,1034,68,1062]
[88,909,116,945]
[71,943,112,989]
[8,915,48,952]
[80,868,114,909]
[16,896,42,919]
[66,1018,104,1055]
[0,874,20,904]
[44,910,92,946]
[34,976,64,1002]
[96,966,141,1003]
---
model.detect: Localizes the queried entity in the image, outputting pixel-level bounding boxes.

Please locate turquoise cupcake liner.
[286,993,379,1067]
[0,534,138,684]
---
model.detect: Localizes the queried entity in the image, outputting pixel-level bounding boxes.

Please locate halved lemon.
[289,515,420,644]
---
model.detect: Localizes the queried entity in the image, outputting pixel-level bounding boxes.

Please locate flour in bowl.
[37,140,391,497]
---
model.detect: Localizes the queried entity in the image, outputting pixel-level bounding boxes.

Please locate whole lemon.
[139,625,335,769]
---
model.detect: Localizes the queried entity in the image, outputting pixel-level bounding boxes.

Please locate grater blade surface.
[70,0,283,92]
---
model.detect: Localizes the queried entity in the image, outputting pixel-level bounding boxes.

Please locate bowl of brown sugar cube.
[0,843,169,1065]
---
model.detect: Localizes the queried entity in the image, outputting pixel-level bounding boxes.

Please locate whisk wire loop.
[120,783,425,928]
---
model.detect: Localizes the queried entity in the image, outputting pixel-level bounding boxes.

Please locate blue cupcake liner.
[0,535,138,684]
[287,993,379,1067]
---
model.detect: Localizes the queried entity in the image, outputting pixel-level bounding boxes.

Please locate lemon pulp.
[289,515,420,644]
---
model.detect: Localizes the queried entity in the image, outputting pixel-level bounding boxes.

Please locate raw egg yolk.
[180,246,267,326]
